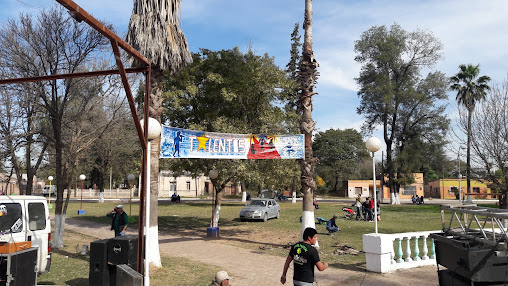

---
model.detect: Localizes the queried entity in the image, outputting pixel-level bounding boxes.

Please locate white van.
[0,195,51,274]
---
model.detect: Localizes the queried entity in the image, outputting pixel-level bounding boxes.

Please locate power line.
[14,0,41,10]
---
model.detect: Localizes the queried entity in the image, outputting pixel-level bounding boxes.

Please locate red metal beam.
[111,40,147,149]
[55,0,149,66]
[0,67,148,85]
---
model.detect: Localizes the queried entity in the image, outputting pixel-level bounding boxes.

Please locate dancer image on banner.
[173,131,184,157]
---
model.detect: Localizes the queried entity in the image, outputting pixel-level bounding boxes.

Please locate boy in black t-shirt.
[280,227,328,285]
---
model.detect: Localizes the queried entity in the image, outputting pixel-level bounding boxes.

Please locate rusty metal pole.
[0,1,152,275]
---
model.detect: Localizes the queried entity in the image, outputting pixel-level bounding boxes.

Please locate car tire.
[263,213,268,222]
[276,210,280,219]
[240,218,246,222]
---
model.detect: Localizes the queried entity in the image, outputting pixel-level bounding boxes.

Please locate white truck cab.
[0,195,51,274]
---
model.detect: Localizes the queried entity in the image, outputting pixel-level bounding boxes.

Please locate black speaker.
[0,247,38,286]
[89,239,111,286]
[108,235,138,270]
[116,264,142,286]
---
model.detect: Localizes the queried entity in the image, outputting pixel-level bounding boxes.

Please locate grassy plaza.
[34,199,466,285]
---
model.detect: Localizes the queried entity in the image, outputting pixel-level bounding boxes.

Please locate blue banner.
[160,126,305,159]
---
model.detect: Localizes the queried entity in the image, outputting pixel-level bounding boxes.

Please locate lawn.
[54,199,445,271]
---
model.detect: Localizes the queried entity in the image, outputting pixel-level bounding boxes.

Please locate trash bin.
[207,227,219,238]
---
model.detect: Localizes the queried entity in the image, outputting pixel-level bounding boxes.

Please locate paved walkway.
[62,217,439,286]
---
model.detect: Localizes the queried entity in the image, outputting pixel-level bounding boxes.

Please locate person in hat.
[209,270,231,286]
[106,205,128,237]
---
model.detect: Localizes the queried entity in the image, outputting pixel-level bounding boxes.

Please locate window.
[401,186,416,196]
[449,187,458,195]
[170,182,176,193]
[186,181,191,190]
[473,187,480,193]
[355,187,362,195]
[28,203,46,230]
[0,203,23,234]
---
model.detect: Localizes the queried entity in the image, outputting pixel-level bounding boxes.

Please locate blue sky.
[2,0,508,159]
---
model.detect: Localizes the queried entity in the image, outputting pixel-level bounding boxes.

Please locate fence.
[363,231,440,273]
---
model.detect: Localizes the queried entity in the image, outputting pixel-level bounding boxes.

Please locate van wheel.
[276,211,280,219]
[263,213,268,222]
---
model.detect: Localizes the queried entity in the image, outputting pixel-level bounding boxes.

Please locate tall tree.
[470,77,508,208]
[354,24,449,204]
[299,0,319,237]
[0,7,109,247]
[313,128,370,193]
[162,47,297,226]
[450,64,491,197]
[126,0,191,268]
[285,22,302,128]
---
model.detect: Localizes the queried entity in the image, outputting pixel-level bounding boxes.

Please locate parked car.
[258,189,277,199]
[239,198,280,222]
[42,185,56,197]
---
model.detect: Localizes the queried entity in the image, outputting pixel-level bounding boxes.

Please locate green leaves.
[161,47,299,191]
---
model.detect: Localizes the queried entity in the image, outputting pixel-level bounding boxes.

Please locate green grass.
[37,228,222,286]
[55,200,444,272]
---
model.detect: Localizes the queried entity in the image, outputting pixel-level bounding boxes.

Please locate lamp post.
[140,117,161,286]
[458,147,462,203]
[127,174,135,217]
[366,137,382,234]
[48,176,53,209]
[79,174,86,215]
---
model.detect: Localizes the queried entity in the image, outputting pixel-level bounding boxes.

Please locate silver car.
[239,198,280,222]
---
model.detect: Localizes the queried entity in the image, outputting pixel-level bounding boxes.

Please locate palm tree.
[299,0,319,241]
[450,64,490,199]
[126,0,191,268]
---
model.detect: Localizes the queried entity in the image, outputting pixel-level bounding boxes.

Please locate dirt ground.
[61,217,439,286]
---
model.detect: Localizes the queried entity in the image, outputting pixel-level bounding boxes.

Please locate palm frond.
[126,0,191,73]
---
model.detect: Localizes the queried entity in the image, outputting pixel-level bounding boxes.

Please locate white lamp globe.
[140,117,162,140]
[127,174,135,181]
[79,174,86,181]
[365,137,382,153]
[209,170,219,180]
[48,176,53,181]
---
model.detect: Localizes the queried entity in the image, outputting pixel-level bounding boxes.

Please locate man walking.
[281,227,328,285]
[107,205,128,237]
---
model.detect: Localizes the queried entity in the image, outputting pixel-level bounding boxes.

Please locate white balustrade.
[363,231,440,273]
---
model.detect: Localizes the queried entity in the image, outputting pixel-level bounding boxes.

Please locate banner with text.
[160,126,304,159]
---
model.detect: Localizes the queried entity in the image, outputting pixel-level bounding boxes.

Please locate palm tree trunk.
[147,68,164,268]
[299,0,318,242]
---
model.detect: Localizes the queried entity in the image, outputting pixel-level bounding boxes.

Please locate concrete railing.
[363,230,440,273]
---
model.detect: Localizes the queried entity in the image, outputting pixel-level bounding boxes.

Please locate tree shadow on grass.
[329,261,366,273]
[52,248,89,263]
[64,278,88,286]
[157,216,290,248]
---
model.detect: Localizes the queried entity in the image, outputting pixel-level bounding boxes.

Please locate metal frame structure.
[0,0,151,274]
[440,205,508,248]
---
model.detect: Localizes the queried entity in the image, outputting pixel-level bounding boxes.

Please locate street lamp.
[127,174,135,217]
[140,117,161,286]
[48,176,54,209]
[366,137,382,234]
[458,147,462,203]
[79,174,86,215]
